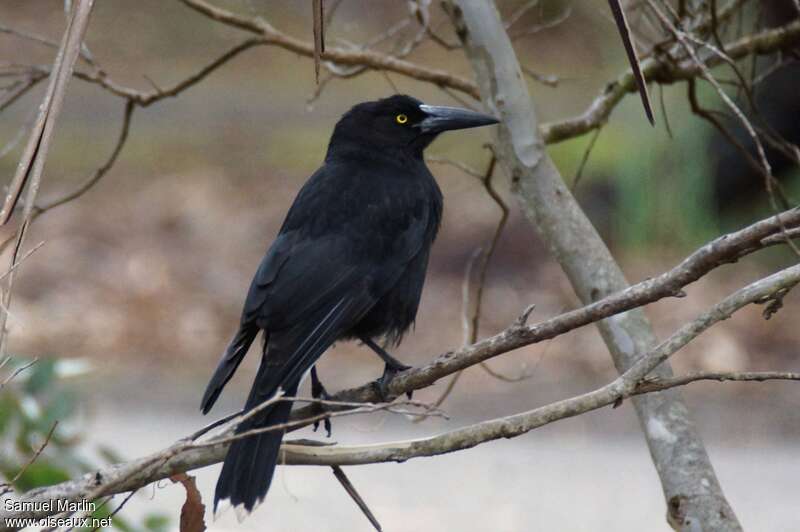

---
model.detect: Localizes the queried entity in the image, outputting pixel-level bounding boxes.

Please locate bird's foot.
[374,362,413,402]
[359,336,413,400]
[311,369,333,437]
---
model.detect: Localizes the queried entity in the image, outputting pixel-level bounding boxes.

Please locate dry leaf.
[170,473,207,532]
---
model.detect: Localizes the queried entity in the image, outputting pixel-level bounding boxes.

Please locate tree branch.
[3,263,797,526]
[541,17,800,143]
[289,207,800,418]
[7,2,798,152]
[0,0,96,225]
[282,264,800,467]
[1,4,799,529]
[634,370,800,395]
[0,0,96,365]
[177,0,480,98]
[451,1,754,529]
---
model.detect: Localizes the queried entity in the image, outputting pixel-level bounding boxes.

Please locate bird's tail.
[201,325,259,414]
[213,361,299,514]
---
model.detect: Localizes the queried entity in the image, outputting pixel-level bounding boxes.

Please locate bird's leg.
[360,336,413,401]
[310,366,332,437]
[360,336,411,371]
[375,363,413,402]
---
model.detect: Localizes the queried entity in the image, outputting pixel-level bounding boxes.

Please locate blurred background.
[1,0,798,530]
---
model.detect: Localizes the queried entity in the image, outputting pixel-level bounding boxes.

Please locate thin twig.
[540,18,800,143]
[0,100,134,255]
[0,357,38,388]
[635,371,800,394]
[177,0,480,98]
[10,421,59,485]
[0,0,96,225]
[0,0,96,365]
[89,490,137,532]
[571,126,603,191]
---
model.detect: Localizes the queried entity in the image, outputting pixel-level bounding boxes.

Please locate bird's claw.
[311,374,333,437]
[312,407,332,437]
[313,416,332,438]
[375,362,412,402]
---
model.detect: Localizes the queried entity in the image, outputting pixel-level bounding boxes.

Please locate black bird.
[201,95,498,514]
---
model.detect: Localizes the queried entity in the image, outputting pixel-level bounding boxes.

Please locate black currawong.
[200,94,498,514]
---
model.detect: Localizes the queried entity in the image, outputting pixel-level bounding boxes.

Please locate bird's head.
[327,95,499,158]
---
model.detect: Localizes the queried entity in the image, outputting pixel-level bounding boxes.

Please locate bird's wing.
[248,190,433,390]
[243,163,435,330]
[240,235,414,402]
[209,157,436,409]
[200,233,366,413]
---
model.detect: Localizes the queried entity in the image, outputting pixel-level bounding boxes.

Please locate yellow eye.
[396,114,408,124]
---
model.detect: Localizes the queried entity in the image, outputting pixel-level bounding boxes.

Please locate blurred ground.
[1,1,799,530]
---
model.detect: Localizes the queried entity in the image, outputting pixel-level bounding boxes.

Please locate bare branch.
[193,396,445,450]
[0,419,57,499]
[422,153,523,415]
[0,357,38,389]
[72,38,264,106]
[761,226,800,246]
[0,75,48,115]
[177,0,480,98]
[93,490,137,532]
[647,0,781,211]
[281,265,800,467]
[6,1,797,155]
[312,0,325,82]
[508,5,573,40]
[571,127,603,191]
[0,100,134,255]
[4,263,798,523]
[2,4,798,528]
[541,17,800,143]
[0,0,96,365]
[0,241,45,284]
[452,2,752,529]
[10,422,58,485]
[36,100,134,213]
[0,23,96,68]
[283,207,800,425]
[520,65,559,87]
[0,0,96,225]
[634,371,800,394]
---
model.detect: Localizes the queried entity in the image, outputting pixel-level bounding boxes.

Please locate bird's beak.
[417,104,499,134]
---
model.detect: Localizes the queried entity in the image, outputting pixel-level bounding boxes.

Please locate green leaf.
[96,444,125,464]
[143,514,171,532]
[0,393,18,434]
[14,460,71,491]
[25,358,57,394]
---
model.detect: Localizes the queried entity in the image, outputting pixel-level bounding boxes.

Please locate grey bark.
[452,1,742,530]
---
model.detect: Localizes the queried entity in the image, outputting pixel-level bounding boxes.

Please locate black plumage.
[200,94,498,514]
